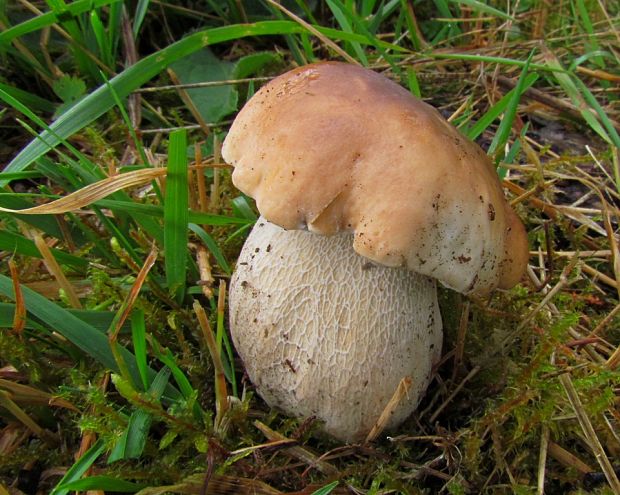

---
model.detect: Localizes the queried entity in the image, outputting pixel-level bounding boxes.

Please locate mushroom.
[222,62,528,442]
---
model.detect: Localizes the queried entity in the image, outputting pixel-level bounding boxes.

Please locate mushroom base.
[229,219,443,443]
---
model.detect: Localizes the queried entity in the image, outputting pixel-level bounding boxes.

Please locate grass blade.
[0,275,180,400]
[189,224,231,275]
[0,83,54,113]
[231,195,257,221]
[90,10,111,67]
[432,0,461,42]
[449,0,514,21]
[0,0,124,46]
[311,481,340,495]
[150,341,204,420]
[153,346,195,401]
[542,48,612,144]
[215,280,237,396]
[0,230,87,270]
[4,20,406,177]
[0,303,128,333]
[50,439,105,495]
[57,476,146,493]
[431,52,561,72]
[327,0,401,72]
[133,0,151,39]
[572,77,620,149]
[0,194,65,239]
[94,199,252,226]
[399,0,424,49]
[488,50,535,162]
[131,309,149,391]
[407,67,421,97]
[109,368,170,462]
[164,130,189,303]
[0,171,43,180]
[575,0,604,68]
[326,0,369,65]
[464,73,538,141]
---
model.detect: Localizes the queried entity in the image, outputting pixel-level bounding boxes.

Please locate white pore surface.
[229,219,443,442]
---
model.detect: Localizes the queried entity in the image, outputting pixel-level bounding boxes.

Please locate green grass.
[0,1,619,494]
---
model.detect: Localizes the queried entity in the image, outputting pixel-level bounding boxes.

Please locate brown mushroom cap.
[222,62,528,295]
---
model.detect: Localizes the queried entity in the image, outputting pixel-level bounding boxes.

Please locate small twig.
[121,6,141,128]
[195,245,215,299]
[429,366,480,423]
[540,363,589,380]
[590,302,620,336]
[447,97,470,123]
[201,439,216,495]
[167,68,211,137]
[452,300,470,380]
[503,180,559,219]
[254,420,340,477]
[140,122,232,134]
[532,250,612,258]
[516,256,580,333]
[136,76,273,93]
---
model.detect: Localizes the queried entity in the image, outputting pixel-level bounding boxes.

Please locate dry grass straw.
[494,121,620,489]
[559,373,620,491]
[194,244,215,299]
[210,135,222,211]
[548,440,594,474]
[108,245,158,388]
[366,376,413,443]
[135,473,285,495]
[194,300,229,431]
[0,164,223,219]
[0,379,76,411]
[8,259,25,335]
[0,390,52,444]
[33,233,82,309]
[194,142,210,211]
[264,0,360,65]
[254,420,340,478]
[536,425,549,495]
[0,167,167,215]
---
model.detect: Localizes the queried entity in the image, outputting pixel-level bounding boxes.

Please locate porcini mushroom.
[223,62,528,442]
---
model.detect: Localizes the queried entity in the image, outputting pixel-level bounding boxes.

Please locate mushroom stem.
[229,219,443,442]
